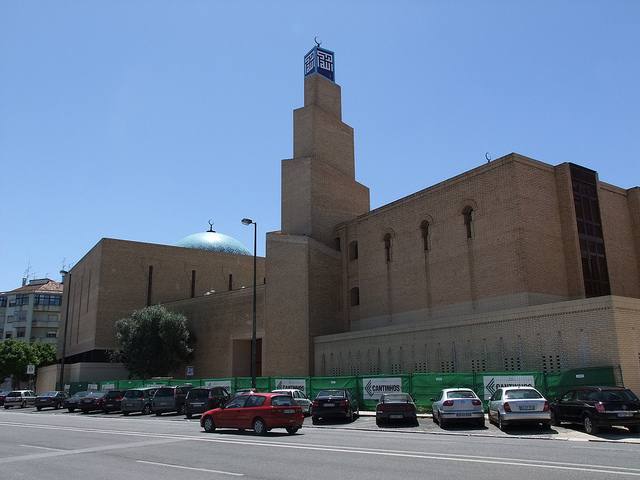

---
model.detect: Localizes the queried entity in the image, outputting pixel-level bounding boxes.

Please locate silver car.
[3,390,37,409]
[431,388,485,428]
[488,386,551,431]
[272,389,312,416]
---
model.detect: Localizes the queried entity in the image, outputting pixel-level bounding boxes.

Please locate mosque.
[42,45,640,393]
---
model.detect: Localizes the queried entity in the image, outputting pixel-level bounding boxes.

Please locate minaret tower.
[264,44,370,375]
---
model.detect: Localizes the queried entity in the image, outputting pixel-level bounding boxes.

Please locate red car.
[200,393,304,435]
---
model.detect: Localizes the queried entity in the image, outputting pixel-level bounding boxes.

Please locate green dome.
[176,231,251,256]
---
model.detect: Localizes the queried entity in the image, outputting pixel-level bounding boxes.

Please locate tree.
[0,340,57,388]
[114,305,193,378]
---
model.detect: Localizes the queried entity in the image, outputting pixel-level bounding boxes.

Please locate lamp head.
[241,218,253,226]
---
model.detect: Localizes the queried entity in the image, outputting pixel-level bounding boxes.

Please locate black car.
[102,390,125,413]
[0,390,9,406]
[35,391,68,410]
[64,391,91,412]
[311,389,359,424]
[79,391,107,413]
[184,387,230,418]
[550,386,640,434]
[376,393,418,426]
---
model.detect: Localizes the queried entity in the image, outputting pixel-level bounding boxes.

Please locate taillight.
[443,400,454,407]
[595,402,605,413]
[472,399,482,406]
[503,402,511,412]
[312,400,319,408]
[339,399,349,407]
[543,401,549,412]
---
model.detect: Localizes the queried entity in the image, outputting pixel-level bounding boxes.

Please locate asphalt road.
[1,408,639,479]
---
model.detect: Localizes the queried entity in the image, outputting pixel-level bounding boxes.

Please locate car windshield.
[88,392,106,398]
[446,390,476,399]
[73,391,89,398]
[188,389,208,399]
[597,390,639,402]
[271,396,294,406]
[382,394,411,403]
[105,391,122,398]
[504,389,542,400]
[316,390,345,397]
[124,390,143,398]
[7,392,22,397]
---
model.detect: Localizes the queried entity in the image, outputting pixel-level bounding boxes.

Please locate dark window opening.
[334,237,341,251]
[228,273,233,291]
[146,266,153,306]
[348,241,358,261]
[384,233,392,262]
[420,221,430,251]
[191,270,196,298]
[462,206,474,239]
[350,287,360,306]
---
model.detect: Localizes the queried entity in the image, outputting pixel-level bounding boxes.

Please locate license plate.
[192,403,203,406]
[390,414,403,419]
[618,412,633,417]
[324,403,335,407]
[283,409,295,414]
[519,405,535,411]
[456,412,472,417]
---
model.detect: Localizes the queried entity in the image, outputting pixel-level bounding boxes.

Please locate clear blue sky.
[1,1,639,290]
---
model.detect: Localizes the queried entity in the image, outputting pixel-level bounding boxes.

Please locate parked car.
[79,391,107,413]
[432,388,484,428]
[185,387,230,418]
[101,390,125,413]
[35,391,68,410]
[0,390,9,406]
[64,391,91,412]
[200,393,304,435]
[3,390,37,409]
[376,393,418,426]
[121,388,158,415]
[488,386,551,431]
[271,389,312,416]
[311,389,359,424]
[151,385,193,415]
[550,386,640,434]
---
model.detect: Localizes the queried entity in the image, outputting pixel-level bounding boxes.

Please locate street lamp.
[241,218,257,389]
[58,270,71,391]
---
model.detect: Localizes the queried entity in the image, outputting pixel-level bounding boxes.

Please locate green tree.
[114,305,193,378]
[0,340,56,388]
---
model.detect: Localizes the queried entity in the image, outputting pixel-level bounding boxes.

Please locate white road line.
[137,460,244,476]
[18,444,66,452]
[1,420,639,476]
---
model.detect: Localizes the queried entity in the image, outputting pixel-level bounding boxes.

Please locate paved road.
[1,408,639,479]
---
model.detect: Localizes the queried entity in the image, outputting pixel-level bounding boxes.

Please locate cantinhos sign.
[362,377,402,401]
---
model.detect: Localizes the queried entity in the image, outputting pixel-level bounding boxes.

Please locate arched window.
[383,233,392,262]
[420,220,430,251]
[348,241,358,261]
[462,206,474,239]
[350,287,360,306]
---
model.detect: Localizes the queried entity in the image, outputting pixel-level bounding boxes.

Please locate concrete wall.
[36,362,130,392]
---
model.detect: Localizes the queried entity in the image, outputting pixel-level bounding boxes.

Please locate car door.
[217,396,248,428]
[489,389,502,418]
[243,395,267,429]
[557,391,575,421]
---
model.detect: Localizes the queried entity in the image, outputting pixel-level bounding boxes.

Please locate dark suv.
[311,389,359,424]
[102,390,125,413]
[550,386,640,434]
[151,386,193,415]
[184,387,230,418]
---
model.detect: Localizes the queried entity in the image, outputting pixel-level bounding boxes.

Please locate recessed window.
[348,241,358,261]
[462,206,474,239]
[46,331,57,338]
[334,237,341,251]
[228,273,233,291]
[191,270,196,298]
[350,287,360,306]
[383,233,392,262]
[420,221,430,251]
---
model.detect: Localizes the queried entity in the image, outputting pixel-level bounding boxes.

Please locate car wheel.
[68,408,74,413]
[312,416,319,425]
[439,416,447,429]
[123,411,129,416]
[286,427,299,435]
[348,409,355,423]
[628,425,640,434]
[253,418,267,435]
[21,401,26,409]
[103,410,109,414]
[178,404,185,415]
[36,407,42,411]
[477,418,485,428]
[3,406,9,410]
[550,409,560,426]
[186,412,193,419]
[542,422,552,431]
[155,411,161,416]
[498,413,508,431]
[583,414,598,435]
[203,416,216,433]
[56,403,61,410]
[142,405,151,415]
[376,419,383,427]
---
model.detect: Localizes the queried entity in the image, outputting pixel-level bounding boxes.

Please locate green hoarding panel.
[235,377,271,392]
[270,377,310,393]
[545,366,619,400]
[309,376,359,401]
[144,380,170,387]
[117,380,145,390]
[64,382,93,395]
[99,380,118,391]
[411,373,475,409]
[200,378,236,392]
[168,379,202,387]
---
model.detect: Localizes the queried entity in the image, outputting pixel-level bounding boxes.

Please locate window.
[0,296,6,307]
[16,328,26,338]
[228,273,233,291]
[9,294,29,307]
[348,241,358,260]
[4,332,12,339]
[420,221,430,251]
[46,331,57,338]
[146,266,153,306]
[225,396,248,409]
[462,206,474,239]
[191,270,196,298]
[383,233,392,262]
[350,287,360,306]
[560,392,575,402]
[245,395,266,407]
[34,294,62,306]
[271,395,295,406]
[334,237,341,251]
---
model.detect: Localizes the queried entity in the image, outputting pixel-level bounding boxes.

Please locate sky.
[1,0,639,290]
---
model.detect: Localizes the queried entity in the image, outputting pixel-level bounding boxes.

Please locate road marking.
[19,444,66,452]
[137,460,244,476]
[1,420,639,476]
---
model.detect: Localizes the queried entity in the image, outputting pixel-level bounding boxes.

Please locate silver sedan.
[431,388,485,428]
[488,386,551,431]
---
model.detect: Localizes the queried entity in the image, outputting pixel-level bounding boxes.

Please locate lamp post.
[241,218,257,389]
[58,270,71,391]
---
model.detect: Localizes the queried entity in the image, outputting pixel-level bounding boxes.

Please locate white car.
[488,386,551,431]
[431,388,485,428]
[271,389,312,416]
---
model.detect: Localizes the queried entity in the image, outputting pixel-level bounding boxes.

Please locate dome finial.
[207,219,215,232]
